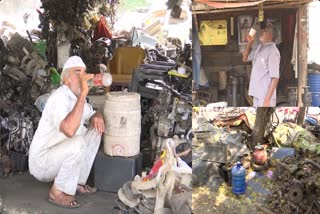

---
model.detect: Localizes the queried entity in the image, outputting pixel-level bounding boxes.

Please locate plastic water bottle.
[87,64,112,88]
[87,72,112,88]
[231,162,246,195]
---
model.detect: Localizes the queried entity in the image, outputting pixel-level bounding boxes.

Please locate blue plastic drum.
[308,72,320,106]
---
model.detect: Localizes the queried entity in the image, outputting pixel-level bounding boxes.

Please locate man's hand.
[242,36,254,62]
[263,77,279,107]
[246,35,254,44]
[80,73,94,97]
[263,99,270,107]
[90,112,105,135]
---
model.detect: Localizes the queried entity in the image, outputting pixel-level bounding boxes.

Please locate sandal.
[48,196,80,209]
[76,184,97,195]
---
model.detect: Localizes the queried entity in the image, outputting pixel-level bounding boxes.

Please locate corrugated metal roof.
[193,0,314,13]
[195,0,265,9]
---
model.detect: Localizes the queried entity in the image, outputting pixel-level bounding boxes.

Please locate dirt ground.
[192,139,275,214]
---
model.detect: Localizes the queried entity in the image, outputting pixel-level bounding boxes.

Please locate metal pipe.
[231,76,238,106]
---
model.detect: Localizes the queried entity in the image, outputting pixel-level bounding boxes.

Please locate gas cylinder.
[253,143,268,165]
[231,162,246,195]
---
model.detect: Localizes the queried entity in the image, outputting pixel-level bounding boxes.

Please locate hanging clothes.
[93,16,112,41]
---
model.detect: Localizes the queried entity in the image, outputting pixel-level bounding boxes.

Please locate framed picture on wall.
[198,20,228,46]
[238,15,254,45]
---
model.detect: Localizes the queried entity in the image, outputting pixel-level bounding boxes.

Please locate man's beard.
[70,84,81,97]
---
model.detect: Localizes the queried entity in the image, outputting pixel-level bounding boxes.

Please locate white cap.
[63,56,86,70]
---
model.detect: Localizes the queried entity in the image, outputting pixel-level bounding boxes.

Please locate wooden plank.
[297,5,308,106]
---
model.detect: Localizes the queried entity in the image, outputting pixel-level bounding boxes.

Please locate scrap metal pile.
[0,33,57,175]
[114,138,192,214]
[39,0,118,68]
[269,155,320,214]
[193,107,320,213]
[137,44,192,168]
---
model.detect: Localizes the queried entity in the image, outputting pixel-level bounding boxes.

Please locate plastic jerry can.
[231,162,246,195]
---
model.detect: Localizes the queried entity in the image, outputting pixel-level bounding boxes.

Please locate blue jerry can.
[231,162,246,195]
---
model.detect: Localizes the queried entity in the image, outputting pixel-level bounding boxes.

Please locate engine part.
[0,152,11,176]
[6,33,33,60]
[1,115,34,154]
[91,37,113,59]
[269,155,320,213]
[134,45,191,168]
[157,115,175,138]
[2,66,28,82]
[138,200,154,214]
[288,186,304,204]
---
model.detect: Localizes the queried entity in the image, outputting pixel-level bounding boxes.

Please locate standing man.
[29,56,105,208]
[242,24,280,107]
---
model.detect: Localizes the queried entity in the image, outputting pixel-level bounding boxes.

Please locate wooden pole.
[297,107,306,125]
[297,4,308,107]
[251,107,273,150]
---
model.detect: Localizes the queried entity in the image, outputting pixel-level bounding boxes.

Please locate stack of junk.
[0,33,61,176]
[93,91,192,214]
[114,139,192,214]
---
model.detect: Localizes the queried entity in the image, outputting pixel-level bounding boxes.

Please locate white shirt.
[29,85,95,159]
[248,42,280,100]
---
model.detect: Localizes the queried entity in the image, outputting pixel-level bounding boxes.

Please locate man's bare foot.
[48,185,80,208]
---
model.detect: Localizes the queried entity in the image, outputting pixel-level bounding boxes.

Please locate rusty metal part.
[140,199,155,212]
[305,200,320,214]
[0,154,11,176]
[279,162,299,174]
[138,200,154,214]
[202,142,227,163]
[288,186,304,204]
[113,199,130,213]
[269,156,320,213]
[304,159,320,170]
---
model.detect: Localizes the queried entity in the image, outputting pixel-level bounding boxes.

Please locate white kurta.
[29,85,101,195]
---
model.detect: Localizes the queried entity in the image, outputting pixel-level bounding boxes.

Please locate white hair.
[60,68,70,85]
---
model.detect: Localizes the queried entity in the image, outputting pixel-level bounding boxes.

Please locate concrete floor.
[0,172,117,214]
